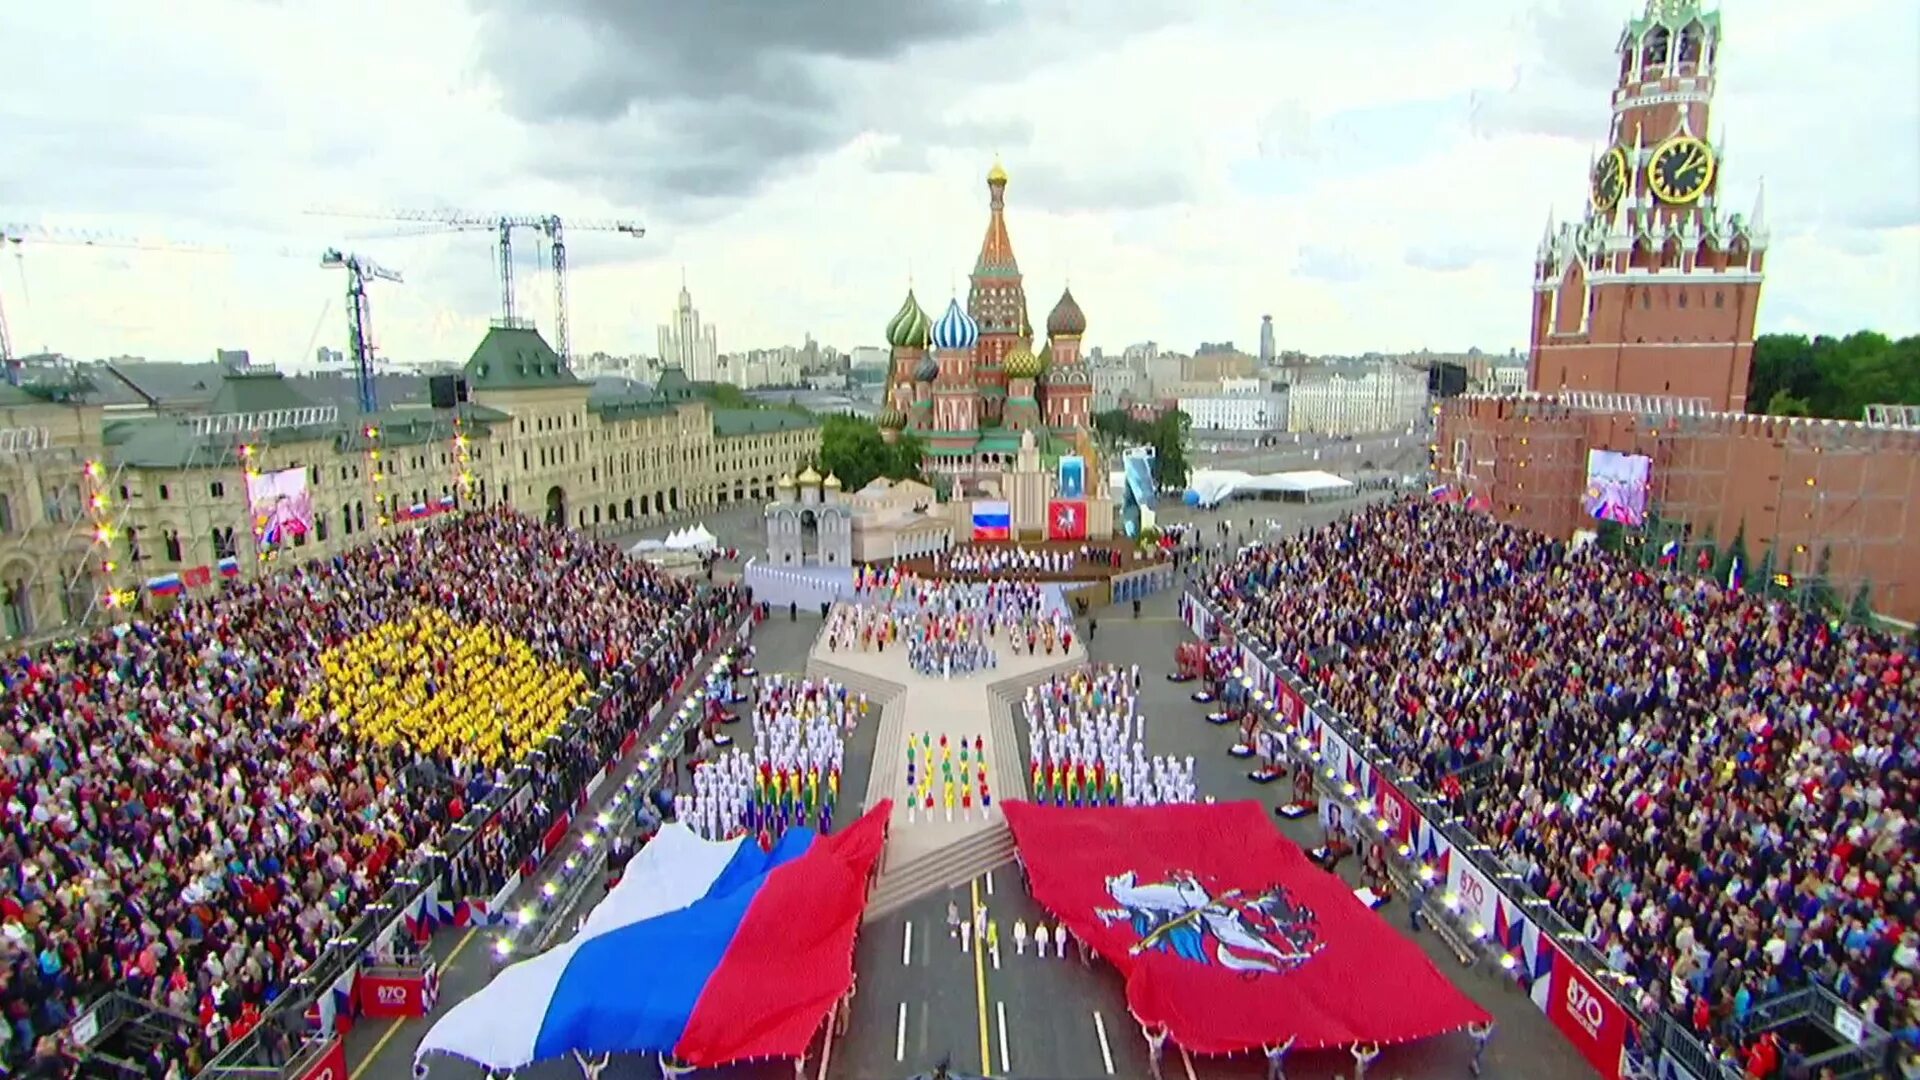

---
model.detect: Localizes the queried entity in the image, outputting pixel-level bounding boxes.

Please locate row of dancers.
[676,674,854,840]
[905,731,992,822]
[1026,666,1198,807]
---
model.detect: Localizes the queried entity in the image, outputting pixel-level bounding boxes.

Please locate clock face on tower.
[1648,136,1717,205]
[1591,147,1629,212]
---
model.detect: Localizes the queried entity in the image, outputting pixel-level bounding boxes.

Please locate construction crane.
[305,209,645,364]
[320,249,404,414]
[0,224,234,384]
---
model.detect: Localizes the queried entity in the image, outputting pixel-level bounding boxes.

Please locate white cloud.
[1,0,1914,365]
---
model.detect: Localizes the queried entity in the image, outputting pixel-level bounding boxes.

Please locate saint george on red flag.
[1048,499,1088,541]
[1003,801,1491,1054]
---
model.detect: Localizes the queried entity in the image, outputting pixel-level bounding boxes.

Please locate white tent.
[663,524,718,551]
[1185,468,1355,508]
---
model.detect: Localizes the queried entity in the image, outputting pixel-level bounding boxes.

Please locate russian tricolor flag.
[217,556,241,578]
[147,573,183,596]
[417,803,887,1070]
[971,500,1011,542]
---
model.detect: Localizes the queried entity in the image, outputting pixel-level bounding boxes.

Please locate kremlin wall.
[1437,0,1920,622]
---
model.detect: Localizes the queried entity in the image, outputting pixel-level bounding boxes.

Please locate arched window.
[1643,28,1671,72]
[0,493,11,534]
[1677,23,1704,67]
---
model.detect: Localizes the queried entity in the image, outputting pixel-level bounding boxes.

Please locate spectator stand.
[183,601,748,1080]
[1182,590,1651,1080]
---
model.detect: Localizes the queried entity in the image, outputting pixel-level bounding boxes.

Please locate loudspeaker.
[429,375,469,409]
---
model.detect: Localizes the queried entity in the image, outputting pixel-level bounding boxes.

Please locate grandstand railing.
[186,594,745,1080]
[1185,590,1657,1077]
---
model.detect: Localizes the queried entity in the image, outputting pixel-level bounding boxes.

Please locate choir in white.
[1025,666,1198,807]
[675,674,858,840]
[934,545,1080,576]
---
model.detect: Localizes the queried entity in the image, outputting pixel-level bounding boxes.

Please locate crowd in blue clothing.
[1205,499,1918,1075]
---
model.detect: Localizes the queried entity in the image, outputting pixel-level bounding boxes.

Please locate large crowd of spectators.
[0,509,738,1076]
[1205,499,1918,1074]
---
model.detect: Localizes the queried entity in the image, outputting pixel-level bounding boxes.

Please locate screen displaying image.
[1581,449,1652,527]
[247,466,315,549]
[1057,455,1086,500]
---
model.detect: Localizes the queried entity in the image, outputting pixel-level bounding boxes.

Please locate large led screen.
[247,466,315,549]
[1581,449,1652,527]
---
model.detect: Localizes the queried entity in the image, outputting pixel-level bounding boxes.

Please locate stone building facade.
[0,324,819,641]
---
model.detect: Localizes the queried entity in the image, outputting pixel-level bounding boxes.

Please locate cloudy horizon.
[2,0,1915,366]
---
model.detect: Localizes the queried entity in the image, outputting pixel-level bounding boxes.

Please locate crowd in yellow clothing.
[298,607,589,766]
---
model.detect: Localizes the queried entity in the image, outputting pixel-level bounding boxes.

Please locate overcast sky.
[2,0,1915,366]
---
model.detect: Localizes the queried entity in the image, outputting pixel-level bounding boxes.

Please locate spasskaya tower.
[1529,0,1768,412]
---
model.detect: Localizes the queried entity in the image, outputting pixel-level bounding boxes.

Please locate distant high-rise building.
[657,280,719,383]
[1259,315,1275,364]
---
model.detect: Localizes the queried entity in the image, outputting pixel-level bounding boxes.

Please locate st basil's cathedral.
[874,161,1097,486]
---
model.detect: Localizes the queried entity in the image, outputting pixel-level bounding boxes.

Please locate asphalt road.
[352,500,1594,1080]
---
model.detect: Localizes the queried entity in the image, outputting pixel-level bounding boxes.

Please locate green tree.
[1596,518,1627,554]
[1749,332,1920,420]
[1715,521,1750,587]
[1804,545,1839,613]
[1753,543,1777,596]
[1848,580,1875,624]
[815,415,924,494]
[1147,410,1193,490]
[1091,408,1145,453]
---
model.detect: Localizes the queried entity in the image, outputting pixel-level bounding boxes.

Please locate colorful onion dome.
[931,297,979,351]
[1046,286,1086,338]
[1003,343,1043,380]
[988,158,1008,185]
[798,465,822,485]
[913,352,940,382]
[885,289,933,349]
[877,406,906,430]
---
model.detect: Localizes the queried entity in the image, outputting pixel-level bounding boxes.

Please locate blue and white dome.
[930,297,978,351]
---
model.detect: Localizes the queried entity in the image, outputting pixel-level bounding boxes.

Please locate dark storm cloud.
[469,0,1017,205]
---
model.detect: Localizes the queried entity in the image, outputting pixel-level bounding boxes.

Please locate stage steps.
[865,817,1017,922]
[803,656,908,815]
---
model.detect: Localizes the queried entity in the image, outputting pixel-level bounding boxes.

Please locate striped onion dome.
[885,289,933,349]
[877,406,906,429]
[913,352,940,382]
[930,297,978,351]
[1003,343,1043,380]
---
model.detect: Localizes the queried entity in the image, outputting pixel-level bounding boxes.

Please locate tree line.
[1748,332,1920,421]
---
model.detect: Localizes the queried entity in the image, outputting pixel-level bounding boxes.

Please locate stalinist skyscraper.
[657,276,718,382]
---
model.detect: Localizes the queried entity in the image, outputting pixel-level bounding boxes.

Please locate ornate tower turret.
[929,298,980,448]
[881,288,932,442]
[968,158,1027,422]
[1042,287,1093,431]
[1530,0,1765,412]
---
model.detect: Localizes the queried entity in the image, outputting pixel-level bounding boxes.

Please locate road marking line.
[902,920,913,966]
[1181,1045,1199,1080]
[895,1001,908,1062]
[1092,1010,1115,1076]
[971,878,991,1076]
[347,927,476,1080]
[985,871,994,896]
[349,1020,403,1080]
[996,1001,1011,1074]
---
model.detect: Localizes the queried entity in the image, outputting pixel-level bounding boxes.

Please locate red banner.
[541,814,569,857]
[1272,678,1305,727]
[357,972,428,1019]
[1003,801,1490,1053]
[1375,777,1419,846]
[1047,499,1088,541]
[1545,943,1631,1079]
[296,1037,347,1080]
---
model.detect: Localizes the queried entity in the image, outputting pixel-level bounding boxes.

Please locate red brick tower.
[968,158,1027,428]
[1529,0,1768,413]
